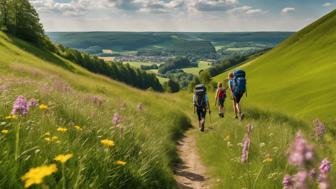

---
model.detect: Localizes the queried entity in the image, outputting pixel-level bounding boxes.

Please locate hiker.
[228,70,247,120]
[214,82,226,118]
[193,84,211,132]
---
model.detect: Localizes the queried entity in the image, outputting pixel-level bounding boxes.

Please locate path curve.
[174,130,210,189]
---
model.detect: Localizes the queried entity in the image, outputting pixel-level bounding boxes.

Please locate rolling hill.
[215,9,336,121]
[0,31,191,188]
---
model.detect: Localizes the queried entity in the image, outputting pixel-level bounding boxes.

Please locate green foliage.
[0,0,46,45]
[140,64,158,70]
[56,45,164,91]
[163,79,180,93]
[159,57,193,74]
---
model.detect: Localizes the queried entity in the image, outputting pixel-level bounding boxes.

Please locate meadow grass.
[0,32,191,189]
[182,61,212,75]
[214,10,336,121]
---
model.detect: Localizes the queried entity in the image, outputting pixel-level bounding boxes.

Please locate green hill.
[0,31,190,188]
[215,10,336,121]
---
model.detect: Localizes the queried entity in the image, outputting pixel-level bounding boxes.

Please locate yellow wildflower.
[21,164,58,188]
[39,104,48,110]
[1,129,9,134]
[74,125,83,131]
[5,115,17,120]
[115,160,127,166]
[44,136,59,142]
[101,139,115,147]
[263,154,273,163]
[224,135,230,141]
[54,154,73,164]
[57,127,68,133]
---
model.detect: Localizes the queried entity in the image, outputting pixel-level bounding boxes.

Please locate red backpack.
[218,88,226,99]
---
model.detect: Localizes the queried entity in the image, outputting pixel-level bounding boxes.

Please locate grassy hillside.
[214,10,336,121]
[0,32,191,188]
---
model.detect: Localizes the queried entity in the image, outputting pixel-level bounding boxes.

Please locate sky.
[29,0,336,32]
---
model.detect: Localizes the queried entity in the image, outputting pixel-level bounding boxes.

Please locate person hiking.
[228,70,246,120]
[193,84,211,132]
[214,82,226,118]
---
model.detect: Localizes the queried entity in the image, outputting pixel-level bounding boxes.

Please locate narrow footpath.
[174,129,210,189]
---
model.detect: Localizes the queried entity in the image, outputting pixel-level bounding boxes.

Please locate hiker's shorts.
[196,108,206,121]
[217,98,225,106]
[233,93,244,103]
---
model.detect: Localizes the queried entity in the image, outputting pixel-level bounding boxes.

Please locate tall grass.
[0,32,191,188]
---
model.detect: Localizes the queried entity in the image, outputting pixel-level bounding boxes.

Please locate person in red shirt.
[214,82,226,118]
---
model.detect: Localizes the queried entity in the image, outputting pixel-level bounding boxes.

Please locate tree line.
[0,0,163,92]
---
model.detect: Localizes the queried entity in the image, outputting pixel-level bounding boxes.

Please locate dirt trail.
[174,129,210,189]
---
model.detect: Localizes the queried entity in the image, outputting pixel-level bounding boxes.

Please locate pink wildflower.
[241,135,250,163]
[112,113,122,125]
[287,132,314,167]
[11,96,29,115]
[27,98,39,108]
[293,171,308,189]
[283,175,293,189]
[318,159,331,189]
[314,119,326,140]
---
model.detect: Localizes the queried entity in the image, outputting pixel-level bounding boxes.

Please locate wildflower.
[101,139,115,147]
[45,136,59,142]
[57,127,68,133]
[54,154,73,164]
[5,115,17,120]
[224,135,230,141]
[115,160,127,166]
[314,119,326,140]
[318,159,331,189]
[227,141,233,148]
[112,113,122,125]
[137,103,144,110]
[309,168,317,179]
[1,129,9,134]
[292,171,308,189]
[263,156,273,163]
[287,132,314,167]
[241,135,250,163]
[27,99,39,108]
[39,104,48,110]
[283,175,293,189]
[74,125,83,131]
[11,96,29,115]
[21,164,58,188]
[259,142,266,148]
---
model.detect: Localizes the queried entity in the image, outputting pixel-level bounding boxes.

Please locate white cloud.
[281,7,295,15]
[323,2,333,7]
[228,6,267,16]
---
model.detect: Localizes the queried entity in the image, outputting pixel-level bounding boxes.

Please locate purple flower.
[11,96,29,116]
[112,113,122,125]
[314,119,326,140]
[287,132,314,167]
[293,171,308,189]
[241,135,250,163]
[309,168,317,179]
[27,98,39,108]
[283,175,293,189]
[319,159,331,174]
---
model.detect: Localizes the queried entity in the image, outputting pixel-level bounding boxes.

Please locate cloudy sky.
[29,0,336,32]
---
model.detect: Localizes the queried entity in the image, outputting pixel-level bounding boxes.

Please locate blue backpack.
[233,70,247,95]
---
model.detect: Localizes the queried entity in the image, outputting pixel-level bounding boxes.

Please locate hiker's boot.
[239,113,245,121]
[200,119,205,132]
[234,115,238,119]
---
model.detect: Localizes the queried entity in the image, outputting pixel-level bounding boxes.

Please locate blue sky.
[29,0,336,32]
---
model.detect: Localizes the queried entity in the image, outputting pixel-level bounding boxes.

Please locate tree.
[164,79,180,93]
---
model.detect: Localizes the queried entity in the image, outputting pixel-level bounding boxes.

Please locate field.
[182,61,212,75]
[0,32,191,188]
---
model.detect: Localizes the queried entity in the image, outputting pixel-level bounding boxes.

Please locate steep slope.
[0,32,190,188]
[215,10,336,120]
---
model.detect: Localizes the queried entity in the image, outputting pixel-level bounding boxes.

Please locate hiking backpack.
[233,70,247,95]
[194,84,207,108]
[218,88,226,99]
